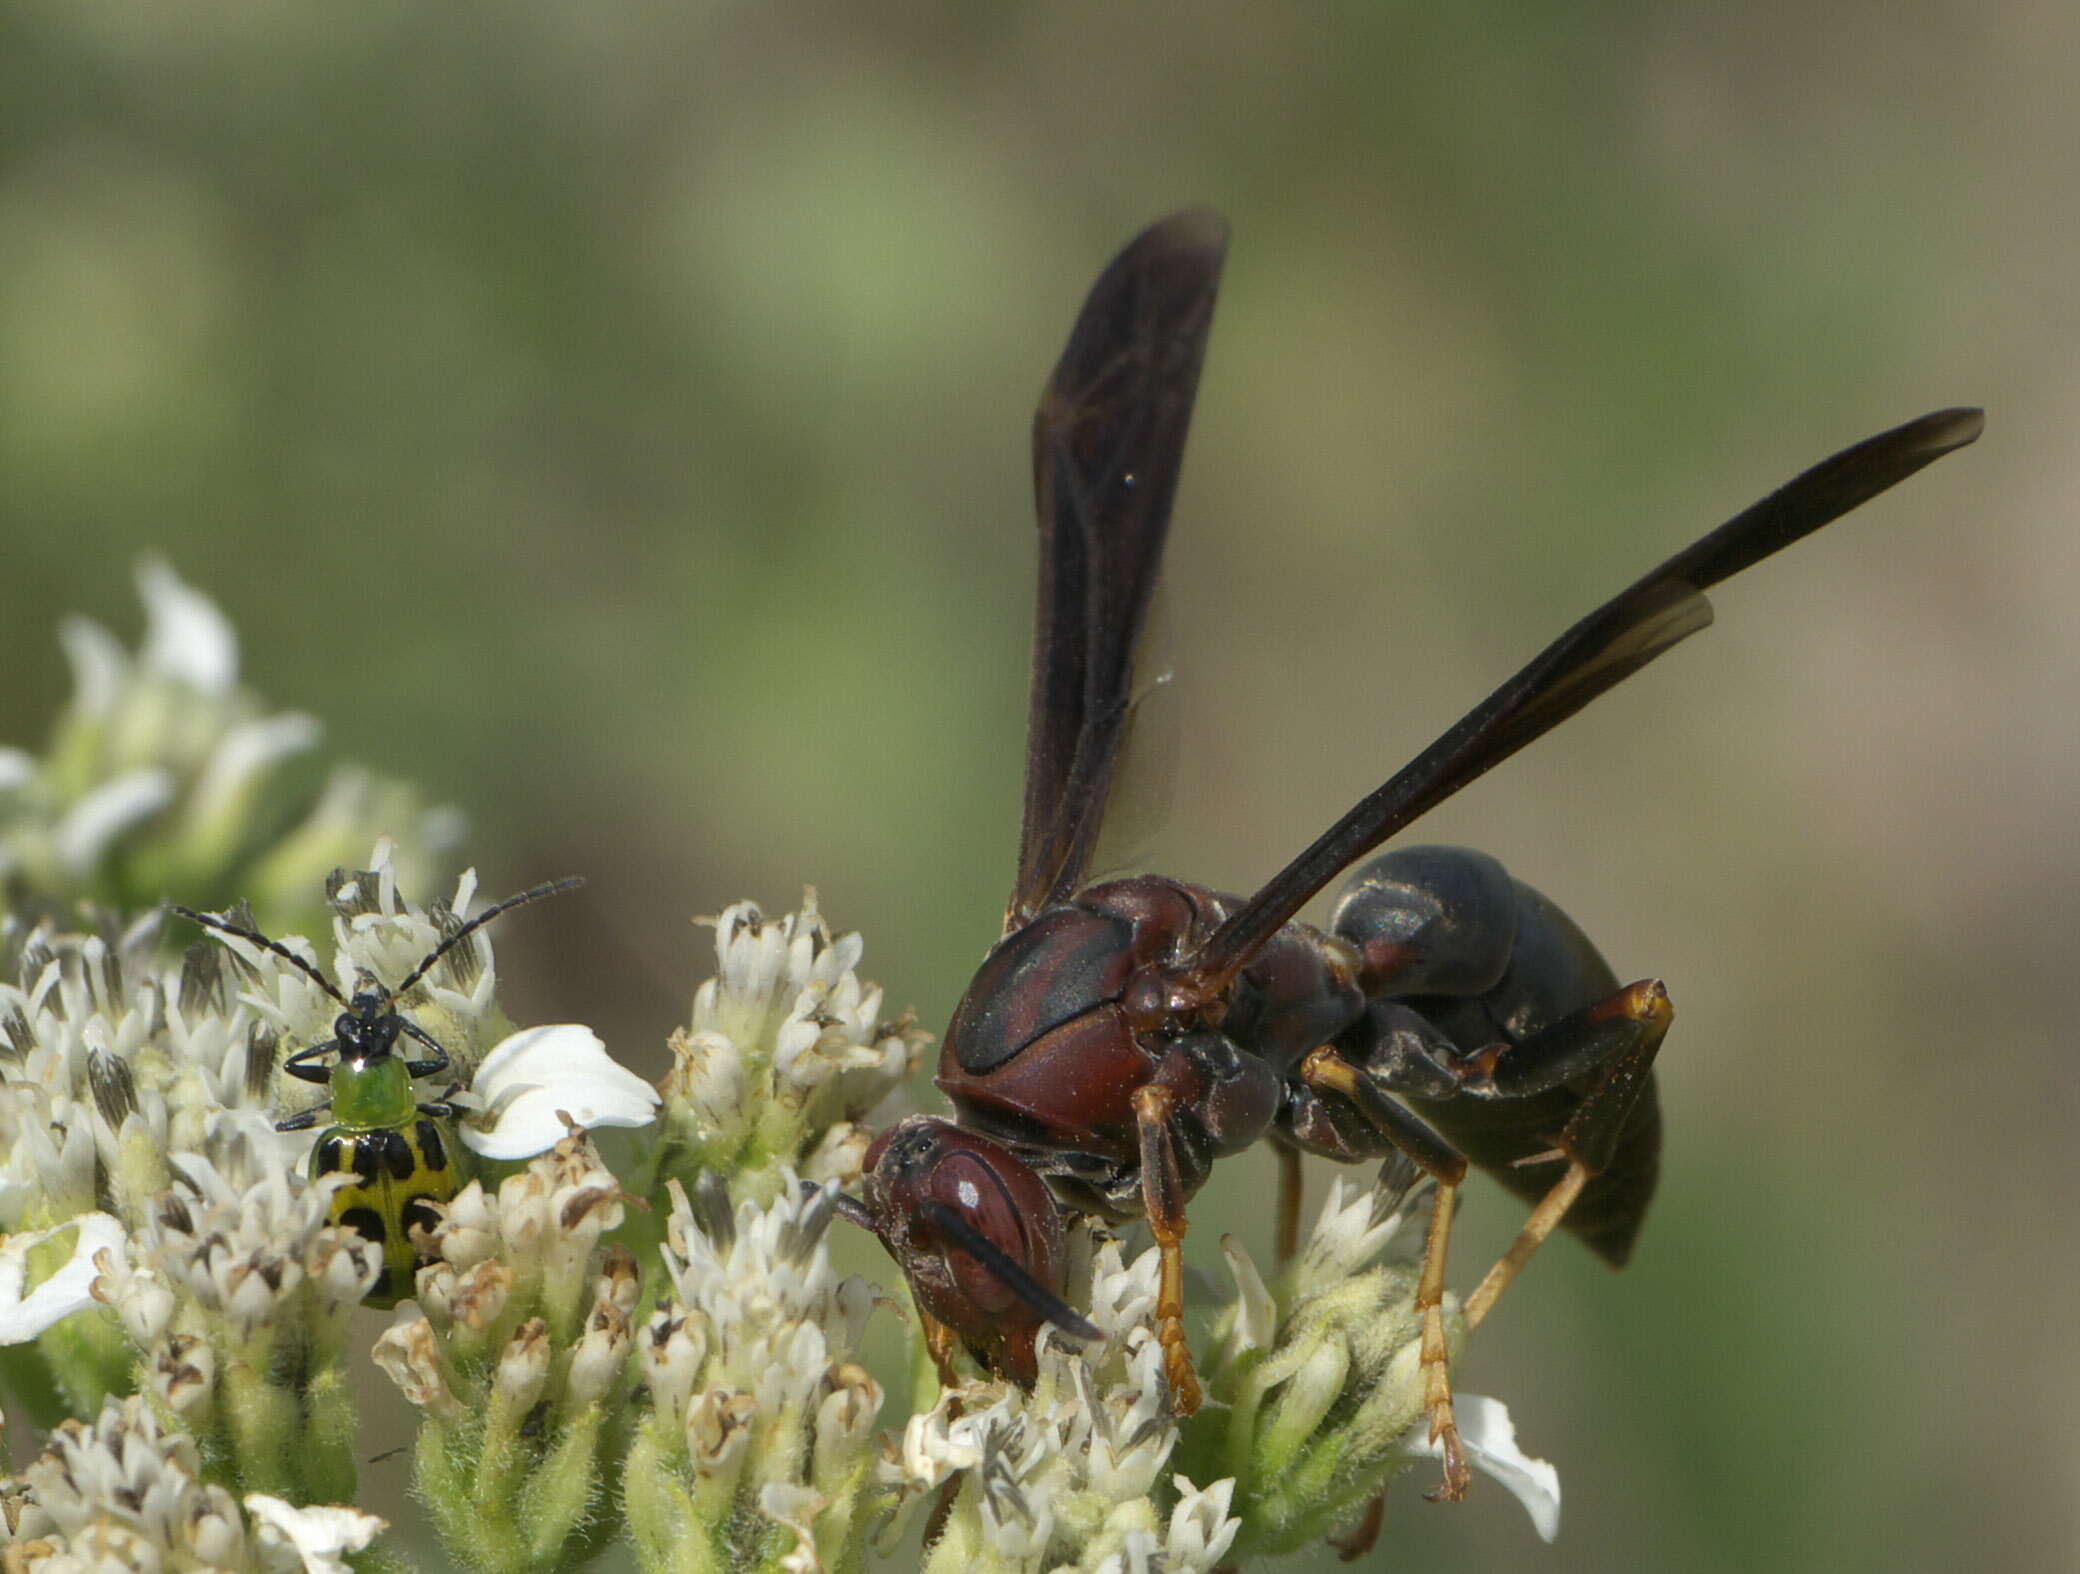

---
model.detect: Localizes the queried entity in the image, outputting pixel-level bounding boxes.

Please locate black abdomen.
[1341,847,1662,1266]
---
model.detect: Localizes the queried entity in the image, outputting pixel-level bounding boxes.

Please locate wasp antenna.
[393,876,585,997]
[170,905,350,1008]
[817,1180,885,1237]
[921,1199,1104,1343]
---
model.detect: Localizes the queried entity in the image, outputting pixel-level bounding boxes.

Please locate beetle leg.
[397,1019,453,1078]
[276,1099,333,1133]
[1131,1081,1202,1416]
[1459,979,1672,1328]
[280,1040,340,1086]
[1299,1045,1472,1498]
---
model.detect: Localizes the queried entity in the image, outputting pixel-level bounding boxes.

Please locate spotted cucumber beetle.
[174,876,583,1305]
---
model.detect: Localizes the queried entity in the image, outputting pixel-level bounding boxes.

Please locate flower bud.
[373,1316,464,1422]
[567,1303,633,1407]
[494,1319,551,1414]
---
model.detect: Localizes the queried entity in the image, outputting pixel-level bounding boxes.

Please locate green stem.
[223,1355,298,1497]
[525,1401,605,1568]
[625,1425,724,1574]
[302,1363,361,1504]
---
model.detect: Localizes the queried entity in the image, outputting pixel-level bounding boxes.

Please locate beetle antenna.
[171,906,350,1008]
[393,876,585,998]
[921,1200,1103,1343]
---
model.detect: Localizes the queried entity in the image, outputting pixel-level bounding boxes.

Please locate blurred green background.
[1,1,2067,1568]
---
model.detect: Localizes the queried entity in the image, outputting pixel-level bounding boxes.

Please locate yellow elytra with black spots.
[310,1095,465,1307]
[285,1023,474,1305]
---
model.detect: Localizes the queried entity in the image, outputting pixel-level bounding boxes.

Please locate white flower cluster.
[0,1396,383,1574]
[101,1110,375,1353]
[890,1241,1242,1574]
[0,559,459,923]
[0,911,198,1239]
[0,846,651,1346]
[663,895,923,1185]
[371,1133,640,1569]
[1194,1170,1563,1551]
[629,1173,886,1573]
[408,1129,636,1351]
[0,909,344,1344]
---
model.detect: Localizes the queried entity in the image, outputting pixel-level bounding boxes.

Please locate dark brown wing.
[1009,208,1229,928]
[1181,405,1985,994]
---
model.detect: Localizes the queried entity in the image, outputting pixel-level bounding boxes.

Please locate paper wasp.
[841,208,1980,1495]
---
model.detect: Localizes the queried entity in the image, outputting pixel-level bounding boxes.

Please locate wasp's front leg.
[1131,1079,1200,1415]
[1131,1032,1281,1417]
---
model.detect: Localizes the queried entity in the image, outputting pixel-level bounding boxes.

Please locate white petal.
[245,1494,387,1573]
[53,769,175,873]
[463,1024,660,1160]
[1402,1394,1560,1542]
[194,713,322,802]
[1218,1233,1277,1355]
[759,1482,828,1574]
[137,559,238,693]
[1167,1475,1241,1569]
[58,616,127,717]
[0,1213,128,1342]
[0,748,34,792]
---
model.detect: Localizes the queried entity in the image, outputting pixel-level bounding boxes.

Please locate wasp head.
[847,1116,1097,1385]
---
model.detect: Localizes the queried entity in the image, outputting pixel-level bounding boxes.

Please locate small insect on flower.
[171,876,583,1306]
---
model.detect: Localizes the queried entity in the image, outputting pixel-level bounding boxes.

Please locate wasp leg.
[1458,979,1672,1329]
[917,1305,964,1388]
[1275,1142,1305,1262]
[1326,1488,1388,1561]
[1131,1081,1203,1416]
[922,1460,967,1550]
[1298,1046,1472,1499]
[1129,1035,1274,1414]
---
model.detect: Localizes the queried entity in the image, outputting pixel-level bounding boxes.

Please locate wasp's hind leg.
[1454,979,1672,1327]
[1292,973,1670,1506]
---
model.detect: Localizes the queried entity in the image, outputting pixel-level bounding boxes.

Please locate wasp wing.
[1009,208,1229,928]
[1183,405,1985,992]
